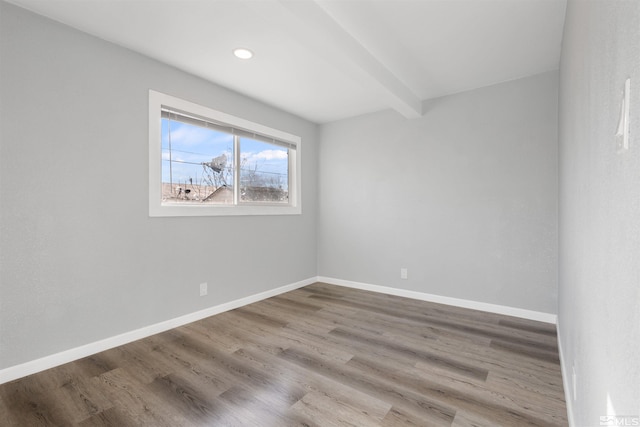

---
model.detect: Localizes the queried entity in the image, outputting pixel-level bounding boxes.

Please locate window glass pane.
[161,118,234,204]
[239,137,289,203]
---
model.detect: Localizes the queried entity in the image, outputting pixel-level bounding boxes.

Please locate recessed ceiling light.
[233,48,253,60]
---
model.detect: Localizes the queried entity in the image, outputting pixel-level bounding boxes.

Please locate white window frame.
[149,90,301,217]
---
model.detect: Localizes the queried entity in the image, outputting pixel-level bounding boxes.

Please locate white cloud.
[162,151,185,162]
[169,126,209,145]
[243,149,288,164]
[255,149,288,160]
[167,124,231,147]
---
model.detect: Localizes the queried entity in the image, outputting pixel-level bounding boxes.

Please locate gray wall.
[559,1,640,424]
[318,71,559,314]
[0,2,318,369]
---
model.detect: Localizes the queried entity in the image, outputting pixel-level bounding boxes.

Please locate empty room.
[0,0,638,426]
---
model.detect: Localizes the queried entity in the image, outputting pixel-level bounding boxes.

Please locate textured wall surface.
[0,2,318,369]
[559,1,640,424]
[318,72,559,314]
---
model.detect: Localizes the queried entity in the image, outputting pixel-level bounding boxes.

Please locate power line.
[161,147,230,157]
[162,159,286,176]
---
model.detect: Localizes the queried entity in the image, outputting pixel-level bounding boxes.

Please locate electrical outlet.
[400,268,408,279]
[199,282,208,297]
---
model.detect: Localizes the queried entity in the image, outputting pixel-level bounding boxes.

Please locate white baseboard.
[1,275,559,385]
[0,277,316,385]
[556,319,576,427]
[317,276,558,324]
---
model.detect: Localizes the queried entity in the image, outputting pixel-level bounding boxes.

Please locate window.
[149,91,301,216]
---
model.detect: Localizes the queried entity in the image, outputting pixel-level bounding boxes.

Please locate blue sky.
[161,119,288,189]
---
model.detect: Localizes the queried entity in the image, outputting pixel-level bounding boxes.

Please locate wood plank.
[0,282,568,426]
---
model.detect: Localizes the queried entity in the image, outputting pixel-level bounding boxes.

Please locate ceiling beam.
[277,0,423,119]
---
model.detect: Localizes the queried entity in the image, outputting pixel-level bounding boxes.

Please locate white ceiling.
[6,0,567,123]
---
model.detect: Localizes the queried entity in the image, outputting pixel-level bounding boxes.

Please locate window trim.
[149,90,301,217]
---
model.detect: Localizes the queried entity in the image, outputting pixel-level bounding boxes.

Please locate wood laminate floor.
[0,282,568,426]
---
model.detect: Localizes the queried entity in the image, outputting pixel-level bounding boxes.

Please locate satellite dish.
[204,153,227,173]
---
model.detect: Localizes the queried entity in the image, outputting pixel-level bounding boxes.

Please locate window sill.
[149,202,302,217]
